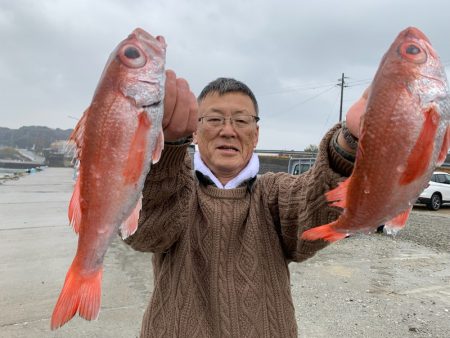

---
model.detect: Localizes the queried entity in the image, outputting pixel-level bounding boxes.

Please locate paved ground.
[1,168,449,337]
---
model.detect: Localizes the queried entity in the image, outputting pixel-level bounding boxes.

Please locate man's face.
[195,92,259,184]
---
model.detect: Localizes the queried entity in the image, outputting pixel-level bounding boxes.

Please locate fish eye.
[399,42,427,64]
[406,44,421,55]
[118,44,147,68]
[124,47,141,59]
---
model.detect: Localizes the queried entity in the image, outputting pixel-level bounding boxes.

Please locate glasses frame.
[198,115,260,129]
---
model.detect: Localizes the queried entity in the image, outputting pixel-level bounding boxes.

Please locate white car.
[416,171,450,210]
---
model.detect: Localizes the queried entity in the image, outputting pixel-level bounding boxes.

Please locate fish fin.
[437,125,450,166]
[301,221,348,242]
[400,107,440,185]
[51,264,103,330]
[68,176,81,234]
[120,196,142,239]
[66,108,89,161]
[326,178,350,208]
[384,207,412,230]
[122,112,152,184]
[152,130,164,164]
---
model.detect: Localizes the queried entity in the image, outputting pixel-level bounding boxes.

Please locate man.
[125,70,361,337]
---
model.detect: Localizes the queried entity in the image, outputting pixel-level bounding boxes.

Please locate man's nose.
[219,119,237,136]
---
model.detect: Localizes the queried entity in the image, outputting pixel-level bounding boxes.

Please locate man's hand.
[162,70,198,142]
[337,86,370,153]
[345,86,370,138]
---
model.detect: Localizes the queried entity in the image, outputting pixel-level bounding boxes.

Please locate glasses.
[198,115,260,129]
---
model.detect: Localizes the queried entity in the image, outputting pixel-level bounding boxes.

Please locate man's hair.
[198,78,259,115]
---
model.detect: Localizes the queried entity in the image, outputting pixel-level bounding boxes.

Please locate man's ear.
[192,131,198,144]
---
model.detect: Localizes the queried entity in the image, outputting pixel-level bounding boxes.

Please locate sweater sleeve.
[123,141,194,253]
[263,123,353,262]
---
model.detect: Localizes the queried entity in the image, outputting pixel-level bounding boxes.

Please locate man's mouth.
[217,145,239,152]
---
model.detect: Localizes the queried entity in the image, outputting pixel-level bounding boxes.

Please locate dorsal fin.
[66,108,89,161]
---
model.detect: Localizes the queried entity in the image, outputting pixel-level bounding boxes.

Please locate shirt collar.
[194,152,260,189]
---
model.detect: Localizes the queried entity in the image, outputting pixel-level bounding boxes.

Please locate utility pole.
[337,73,348,122]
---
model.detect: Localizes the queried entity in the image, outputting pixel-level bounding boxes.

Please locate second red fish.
[302,27,450,242]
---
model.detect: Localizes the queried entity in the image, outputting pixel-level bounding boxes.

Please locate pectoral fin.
[123,112,152,184]
[152,130,164,164]
[437,125,450,166]
[400,107,440,185]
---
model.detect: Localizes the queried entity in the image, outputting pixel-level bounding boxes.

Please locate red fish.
[51,28,166,329]
[302,27,450,242]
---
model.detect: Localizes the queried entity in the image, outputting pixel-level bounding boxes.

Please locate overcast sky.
[1,0,450,150]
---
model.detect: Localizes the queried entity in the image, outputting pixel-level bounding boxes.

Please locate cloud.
[1,0,449,150]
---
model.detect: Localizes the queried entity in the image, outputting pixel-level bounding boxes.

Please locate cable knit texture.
[125,124,351,337]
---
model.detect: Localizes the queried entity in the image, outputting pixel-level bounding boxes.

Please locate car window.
[300,163,311,174]
[436,174,447,183]
[431,174,437,182]
[446,174,450,184]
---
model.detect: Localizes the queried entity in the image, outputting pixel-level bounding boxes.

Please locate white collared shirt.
[194,152,260,189]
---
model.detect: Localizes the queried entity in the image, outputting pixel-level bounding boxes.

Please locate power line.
[322,87,341,135]
[259,81,339,96]
[276,85,337,115]
[346,77,372,84]
[346,80,372,88]
[258,75,374,97]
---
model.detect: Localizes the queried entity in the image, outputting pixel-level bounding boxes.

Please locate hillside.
[0,126,73,151]
[0,147,30,161]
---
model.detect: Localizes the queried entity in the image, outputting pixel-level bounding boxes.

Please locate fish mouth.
[131,28,167,50]
[139,79,160,85]
[403,27,431,44]
[142,100,161,109]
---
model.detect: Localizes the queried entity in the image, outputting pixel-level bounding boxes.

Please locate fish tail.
[301,221,348,242]
[51,264,103,330]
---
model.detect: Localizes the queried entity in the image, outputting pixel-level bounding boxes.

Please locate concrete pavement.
[1,168,449,337]
[0,168,151,337]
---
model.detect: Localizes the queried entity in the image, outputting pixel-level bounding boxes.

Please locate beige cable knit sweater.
[125,124,353,337]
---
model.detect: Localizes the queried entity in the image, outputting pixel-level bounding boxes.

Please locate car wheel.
[427,193,442,211]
